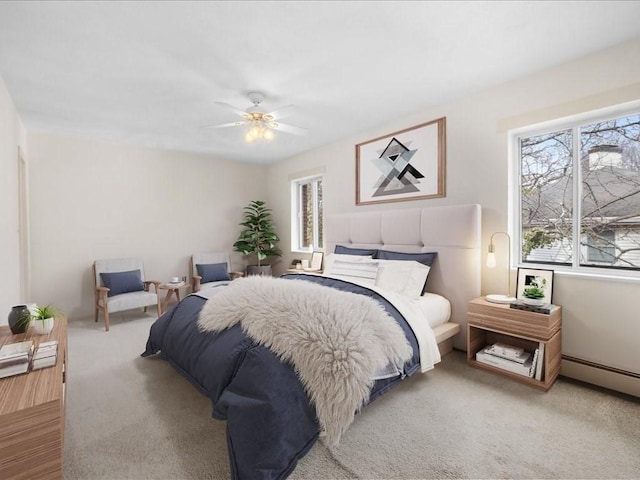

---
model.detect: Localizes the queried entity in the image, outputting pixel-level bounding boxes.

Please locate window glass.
[292,176,323,251]
[579,115,640,269]
[520,129,573,265]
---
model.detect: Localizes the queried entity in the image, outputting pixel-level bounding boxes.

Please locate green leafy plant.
[522,277,547,299]
[21,305,61,324]
[233,200,282,266]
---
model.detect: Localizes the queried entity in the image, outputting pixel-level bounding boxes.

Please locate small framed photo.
[310,252,324,271]
[516,267,554,304]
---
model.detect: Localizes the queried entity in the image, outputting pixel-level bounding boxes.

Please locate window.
[512,102,640,277]
[291,175,323,252]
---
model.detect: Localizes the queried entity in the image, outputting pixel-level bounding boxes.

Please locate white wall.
[267,39,640,393]
[27,132,268,319]
[0,74,26,326]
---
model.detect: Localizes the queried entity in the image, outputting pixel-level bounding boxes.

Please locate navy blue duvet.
[142,274,420,479]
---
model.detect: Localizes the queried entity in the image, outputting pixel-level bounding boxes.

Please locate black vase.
[8,305,30,334]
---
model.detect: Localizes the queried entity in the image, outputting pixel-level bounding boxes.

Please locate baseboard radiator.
[561,355,640,398]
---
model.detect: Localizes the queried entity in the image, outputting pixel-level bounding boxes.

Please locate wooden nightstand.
[467,297,562,391]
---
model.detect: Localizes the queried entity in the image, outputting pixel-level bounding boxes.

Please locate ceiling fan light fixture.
[210,91,304,141]
[244,121,275,143]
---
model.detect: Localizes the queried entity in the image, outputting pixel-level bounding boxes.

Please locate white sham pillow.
[374,259,430,298]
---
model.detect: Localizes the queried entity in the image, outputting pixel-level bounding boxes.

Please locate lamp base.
[485,294,517,304]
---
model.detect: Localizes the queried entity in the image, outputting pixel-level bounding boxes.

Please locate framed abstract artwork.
[356,117,446,205]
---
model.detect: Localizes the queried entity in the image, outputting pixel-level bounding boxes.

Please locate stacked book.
[476,342,541,379]
[32,340,58,370]
[0,340,34,379]
[509,300,559,315]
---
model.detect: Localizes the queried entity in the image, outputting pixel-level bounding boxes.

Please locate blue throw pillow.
[334,245,378,256]
[197,263,231,283]
[100,270,144,297]
[374,250,438,294]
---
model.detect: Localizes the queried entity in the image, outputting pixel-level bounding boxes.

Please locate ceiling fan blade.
[213,102,248,118]
[203,121,245,129]
[274,122,307,136]
[265,104,295,120]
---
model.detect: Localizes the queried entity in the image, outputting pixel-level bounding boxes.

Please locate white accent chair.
[191,252,244,292]
[93,257,161,331]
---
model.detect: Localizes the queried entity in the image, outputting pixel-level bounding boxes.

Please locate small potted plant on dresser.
[22,305,61,335]
[233,200,282,276]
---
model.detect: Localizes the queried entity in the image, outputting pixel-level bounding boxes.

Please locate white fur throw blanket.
[197,275,412,446]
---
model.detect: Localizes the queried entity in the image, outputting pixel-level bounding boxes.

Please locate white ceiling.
[1,1,639,165]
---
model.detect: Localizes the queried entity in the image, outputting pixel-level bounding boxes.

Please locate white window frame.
[509,100,640,281]
[290,174,323,253]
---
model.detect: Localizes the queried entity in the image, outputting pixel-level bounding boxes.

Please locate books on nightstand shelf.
[32,340,58,370]
[476,343,541,378]
[484,342,531,364]
[534,342,545,381]
[0,340,34,378]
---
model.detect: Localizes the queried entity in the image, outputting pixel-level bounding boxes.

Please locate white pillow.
[324,255,379,287]
[374,259,430,298]
[322,253,373,274]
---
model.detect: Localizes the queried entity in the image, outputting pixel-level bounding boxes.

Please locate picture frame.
[515,267,555,304]
[356,117,446,205]
[310,251,324,271]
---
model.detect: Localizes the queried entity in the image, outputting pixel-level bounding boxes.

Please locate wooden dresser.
[0,318,67,480]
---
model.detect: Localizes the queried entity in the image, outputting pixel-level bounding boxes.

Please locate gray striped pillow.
[329,259,379,286]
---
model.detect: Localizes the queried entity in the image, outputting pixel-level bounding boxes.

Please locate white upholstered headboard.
[325,204,481,350]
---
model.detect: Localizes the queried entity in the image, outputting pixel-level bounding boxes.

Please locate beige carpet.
[63,311,640,479]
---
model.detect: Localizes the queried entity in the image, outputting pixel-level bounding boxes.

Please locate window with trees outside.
[513,102,640,277]
[291,175,323,252]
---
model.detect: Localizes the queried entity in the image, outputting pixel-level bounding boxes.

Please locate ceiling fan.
[206,92,307,142]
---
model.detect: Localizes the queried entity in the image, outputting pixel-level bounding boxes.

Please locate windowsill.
[515,264,640,284]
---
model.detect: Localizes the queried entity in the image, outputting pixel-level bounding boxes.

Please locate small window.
[291,175,323,252]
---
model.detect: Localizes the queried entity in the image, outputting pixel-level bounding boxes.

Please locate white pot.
[522,297,545,306]
[32,317,54,334]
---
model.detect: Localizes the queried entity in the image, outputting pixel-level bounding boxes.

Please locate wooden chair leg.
[144,306,147,313]
[104,308,110,332]
[156,302,162,317]
[95,303,99,323]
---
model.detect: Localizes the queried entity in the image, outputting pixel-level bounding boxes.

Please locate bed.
[142,204,481,479]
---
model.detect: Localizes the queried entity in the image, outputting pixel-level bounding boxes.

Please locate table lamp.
[485,231,517,304]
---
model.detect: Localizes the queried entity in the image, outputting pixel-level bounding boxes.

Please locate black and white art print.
[356,118,446,205]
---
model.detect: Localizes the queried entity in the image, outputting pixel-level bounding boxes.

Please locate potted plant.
[522,277,547,306]
[233,200,282,276]
[22,305,61,335]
